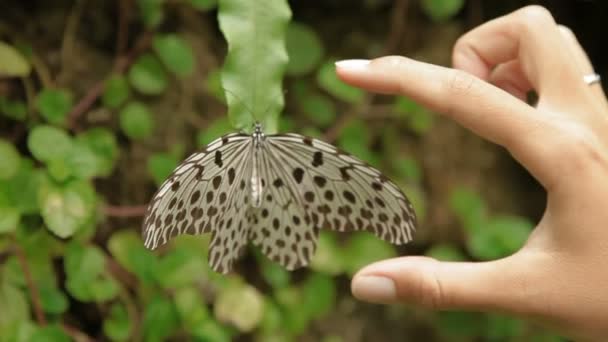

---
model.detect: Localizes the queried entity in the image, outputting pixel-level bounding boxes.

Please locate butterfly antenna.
[222,87,259,124]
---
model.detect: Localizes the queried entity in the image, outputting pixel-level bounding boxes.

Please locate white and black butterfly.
[143,123,417,273]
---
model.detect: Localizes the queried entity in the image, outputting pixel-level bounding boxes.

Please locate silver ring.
[583,73,601,85]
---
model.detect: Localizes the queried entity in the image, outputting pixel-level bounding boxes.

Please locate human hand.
[335,6,608,341]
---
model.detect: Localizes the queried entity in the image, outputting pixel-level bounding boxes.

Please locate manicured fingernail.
[335,59,370,70]
[352,275,396,302]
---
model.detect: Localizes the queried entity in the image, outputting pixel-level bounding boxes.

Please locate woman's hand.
[335,6,608,340]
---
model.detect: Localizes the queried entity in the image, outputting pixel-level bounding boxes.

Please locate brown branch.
[116,0,132,58]
[103,204,147,217]
[62,323,95,342]
[66,30,154,131]
[13,242,46,326]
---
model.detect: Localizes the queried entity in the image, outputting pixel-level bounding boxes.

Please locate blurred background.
[0,0,606,341]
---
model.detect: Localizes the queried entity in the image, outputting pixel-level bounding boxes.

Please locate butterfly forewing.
[142,128,417,274]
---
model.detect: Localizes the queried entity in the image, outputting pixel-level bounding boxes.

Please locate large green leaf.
[39,179,97,238]
[0,139,20,180]
[218,0,291,132]
[0,41,31,77]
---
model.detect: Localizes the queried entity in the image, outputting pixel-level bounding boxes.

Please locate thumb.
[351,255,532,313]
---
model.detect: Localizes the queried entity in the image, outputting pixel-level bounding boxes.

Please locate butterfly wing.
[265,134,416,246]
[142,133,253,273]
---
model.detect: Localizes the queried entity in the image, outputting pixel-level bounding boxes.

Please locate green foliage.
[137,0,164,28]
[0,139,20,180]
[39,179,96,238]
[102,74,130,109]
[317,60,364,103]
[0,2,562,341]
[147,152,179,186]
[421,0,465,22]
[0,41,31,77]
[0,97,27,121]
[153,34,195,78]
[197,116,232,146]
[128,54,168,95]
[27,125,72,163]
[119,101,154,140]
[218,0,291,132]
[36,89,73,125]
[286,22,324,76]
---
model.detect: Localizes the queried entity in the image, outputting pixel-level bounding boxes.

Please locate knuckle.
[515,6,556,32]
[375,55,411,70]
[410,262,446,309]
[444,69,477,98]
[549,125,607,172]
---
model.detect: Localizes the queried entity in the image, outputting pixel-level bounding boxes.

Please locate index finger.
[335,56,554,184]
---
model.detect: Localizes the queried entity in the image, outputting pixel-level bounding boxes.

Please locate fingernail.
[352,275,396,303]
[335,59,370,70]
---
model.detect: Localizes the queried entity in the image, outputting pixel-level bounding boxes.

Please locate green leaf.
[0,139,20,180]
[147,152,178,186]
[153,34,195,78]
[65,243,105,282]
[191,0,217,11]
[436,311,484,338]
[204,69,225,102]
[394,97,434,135]
[0,41,31,77]
[449,187,487,234]
[310,232,344,275]
[421,0,465,22]
[75,128,119,177]
[484,314,525,340]
[142,295,179,342]
[102,74,130,109]
[343,232,397,276]
[39,179,96,238]
[174,286,209,331]
[104,303,132,341]
[468,215,532,260]
[0,159,42,214]
[108,230,159,285]
[120,101,154,140]
[39,284,68,314]
[137,0,164,28]
[30,325,71,342]
[36,88,73,125]
[128,53,168,95]
[218,0,292,132]
[27,125,73,163]
[215,283,265,332]
[426,243,466,261]
[393,157,422,183]
[302,273,335,319]
[0,204,20,233]
[317,60,364,103]
[156,248,206,289]
[196,117,232,146]
[0,97,27,121]
[300,93,336,127]
[0,320,36,342]
[260,259,290,289]
[191,320,232,342]
[0,279,29,327]
[286,22,324,76]
[65,144,101,180]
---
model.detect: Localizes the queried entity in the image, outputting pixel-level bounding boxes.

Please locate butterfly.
[142,123,417,273]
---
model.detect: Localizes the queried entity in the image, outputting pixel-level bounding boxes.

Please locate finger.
[558,25,607,101]
[351,255,535,314]
[489,60,530,101]
[335,56,553,183]
[452,6,587,104]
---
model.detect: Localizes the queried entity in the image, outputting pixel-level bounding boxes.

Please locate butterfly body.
[143,124,417,273]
